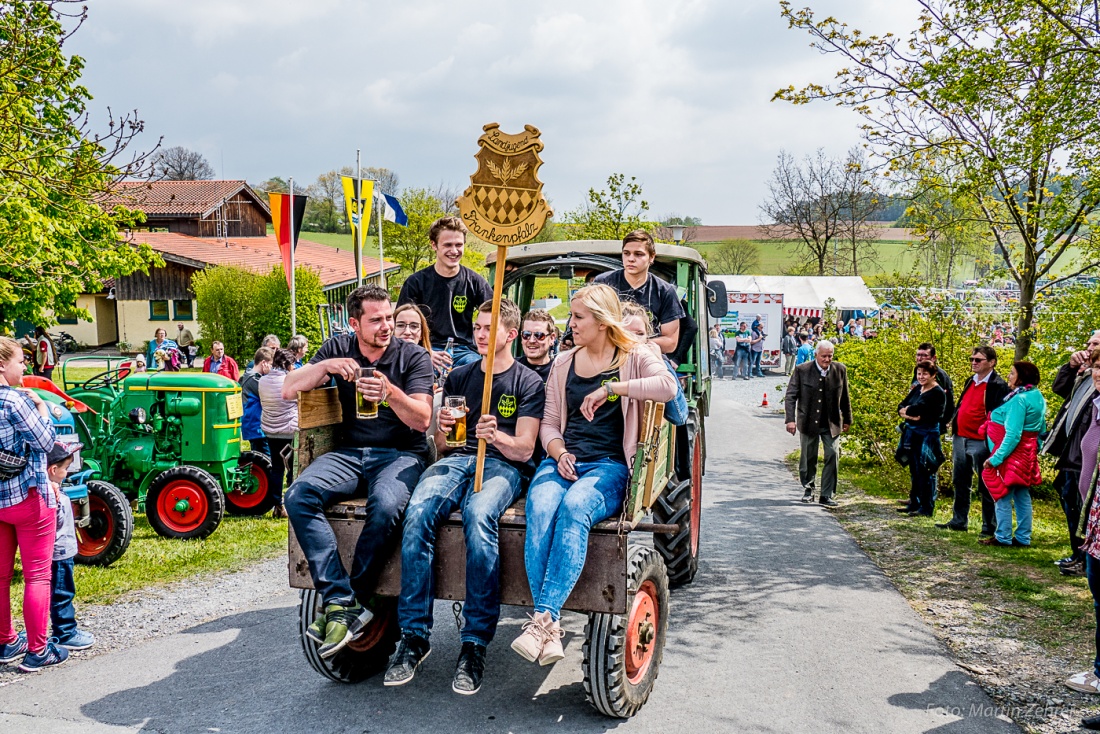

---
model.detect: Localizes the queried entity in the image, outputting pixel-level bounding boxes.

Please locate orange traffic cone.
[761,392,769,407]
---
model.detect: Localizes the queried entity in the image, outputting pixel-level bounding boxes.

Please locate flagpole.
[377,194,386,290]
[289,177,297,335]
[356,149,364,287]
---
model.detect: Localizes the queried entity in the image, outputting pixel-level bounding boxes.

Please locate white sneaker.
[511,611,552,663]
[1066,670,1100,694]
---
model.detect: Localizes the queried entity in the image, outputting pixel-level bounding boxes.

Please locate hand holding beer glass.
[441,396,467,447]
[356,366,382,419]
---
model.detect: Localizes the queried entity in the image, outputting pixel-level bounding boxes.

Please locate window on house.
[56,314,78,325]
[173,299,193,320]
[149,300,170,321]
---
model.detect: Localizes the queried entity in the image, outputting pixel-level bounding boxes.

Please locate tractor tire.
[298,590,400,683]
[653,416,703,586]
[226,451,276,516]
[74,481,133,567]
[146,466,225,540]
[582,545,670,718]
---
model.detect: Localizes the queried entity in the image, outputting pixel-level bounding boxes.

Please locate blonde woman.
[394,303,432,352]
[511,284,676,666]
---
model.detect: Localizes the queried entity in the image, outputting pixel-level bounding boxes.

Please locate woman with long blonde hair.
[511,284,676,665]
[394,303,432,352]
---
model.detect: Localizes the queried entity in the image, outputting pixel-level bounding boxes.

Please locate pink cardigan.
[540,346,678,470]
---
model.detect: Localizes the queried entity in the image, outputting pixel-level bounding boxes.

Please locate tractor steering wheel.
[80,366,129,392]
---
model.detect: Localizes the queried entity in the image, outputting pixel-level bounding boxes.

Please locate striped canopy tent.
[709,275,878,318]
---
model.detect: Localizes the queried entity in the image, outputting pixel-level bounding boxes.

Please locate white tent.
[711,275,878,318]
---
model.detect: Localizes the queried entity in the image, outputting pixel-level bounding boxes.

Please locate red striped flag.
[269,191,308,289]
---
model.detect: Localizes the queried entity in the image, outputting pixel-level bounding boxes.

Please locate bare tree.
[707,239,760,274]
[836,148,882,275]
[759,149,846,276]
[151,146,215,181]
[428,181,462,215]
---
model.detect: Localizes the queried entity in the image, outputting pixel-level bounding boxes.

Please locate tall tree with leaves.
[776,0,1100,359]
[381,188,448,289]
[0,0,158,329]
[562,173,651,240]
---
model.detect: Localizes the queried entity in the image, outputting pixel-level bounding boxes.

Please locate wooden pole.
[474,244,509,492]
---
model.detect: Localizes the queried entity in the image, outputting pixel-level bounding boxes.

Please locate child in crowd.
[45,442,95,651]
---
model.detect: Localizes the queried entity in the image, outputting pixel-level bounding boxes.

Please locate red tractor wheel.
[74,481,133,567]
[145,466,225,540]
[298,590,399,683]
[583,545,670,718]
[226,451,276,516]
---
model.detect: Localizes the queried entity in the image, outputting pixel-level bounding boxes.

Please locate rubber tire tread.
[582,545,670,718]
[226,451,276,516]
[75,481,134,567]
[297,590,399,683]
[145,465,225,540]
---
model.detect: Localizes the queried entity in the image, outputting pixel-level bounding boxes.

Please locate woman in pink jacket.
[511,284,676,666]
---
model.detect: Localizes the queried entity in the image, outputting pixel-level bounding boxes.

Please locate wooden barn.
[108,180,271,238]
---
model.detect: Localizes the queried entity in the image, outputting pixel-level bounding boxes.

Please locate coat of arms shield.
[457,123,552,246]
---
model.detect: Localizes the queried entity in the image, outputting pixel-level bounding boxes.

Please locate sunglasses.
[970,357,987,363]
[522,331,552,341]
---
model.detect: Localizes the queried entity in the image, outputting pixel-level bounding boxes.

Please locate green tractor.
[58,357,274,540]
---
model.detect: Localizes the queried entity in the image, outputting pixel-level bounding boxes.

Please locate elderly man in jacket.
[784,340,852,508]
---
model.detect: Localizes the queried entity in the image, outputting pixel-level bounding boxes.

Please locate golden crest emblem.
[457,123,552,246]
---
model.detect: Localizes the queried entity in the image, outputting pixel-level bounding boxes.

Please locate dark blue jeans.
[246,437,270,456]
[285,447,424,607]
[525,457,629,621]
[734,348,750,378]
[398,454,523,646]
[750,350,763,376]
[1088,554,1100,677]
[50,558,77,642]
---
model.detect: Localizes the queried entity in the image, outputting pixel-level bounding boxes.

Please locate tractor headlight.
[129,407,147,424]
[50,405,64,419]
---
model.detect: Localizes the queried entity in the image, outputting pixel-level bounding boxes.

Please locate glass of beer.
[356,366,379,420]
[445,396,466,447]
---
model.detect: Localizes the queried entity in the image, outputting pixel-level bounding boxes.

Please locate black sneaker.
[384,635,431,687]
[801,489,814,503]
[1056,555,1078,566]
[935,522,967,531]
[819,498,839,508]
[452,641,486,695]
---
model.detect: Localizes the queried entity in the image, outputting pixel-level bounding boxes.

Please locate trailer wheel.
[74,481,133,567]
[653,418,702,586]
[298,590,399,683]
[226,451,276,516]
[582,545,669,718]
[146,466,225,540]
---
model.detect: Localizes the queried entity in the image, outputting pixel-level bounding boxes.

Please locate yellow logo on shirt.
[453,295,468,314]
[497,394,517,418]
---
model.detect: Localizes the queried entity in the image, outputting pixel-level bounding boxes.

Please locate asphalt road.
[0,380,1019,733]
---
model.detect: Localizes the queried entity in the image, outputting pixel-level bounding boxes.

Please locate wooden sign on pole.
[456,123,552,492]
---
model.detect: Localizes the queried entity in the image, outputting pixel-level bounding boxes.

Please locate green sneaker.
[318,602,374,659]
[305,605,335,644]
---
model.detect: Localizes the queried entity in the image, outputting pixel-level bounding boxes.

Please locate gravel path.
[0,556,292,687]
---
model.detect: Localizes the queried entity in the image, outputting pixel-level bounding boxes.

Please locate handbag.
[0,447,28,482]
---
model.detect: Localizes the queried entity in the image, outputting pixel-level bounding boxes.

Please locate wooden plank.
[294,425,340,476]
[297,386,342,429]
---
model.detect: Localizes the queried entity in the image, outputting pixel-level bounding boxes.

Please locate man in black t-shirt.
[282,285,434,660]
[516,308,557,385]
[385,298,544,695]
[397,216,493,375]
[592,229,684,354]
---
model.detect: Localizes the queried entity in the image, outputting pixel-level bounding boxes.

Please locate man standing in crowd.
[398,216,493,375]
[593,229,684,354]
[516,309,556,384]
[781,325,799,376]
[1042,329,1100,575]
[936,346,1009,534]
[750,316,766,377]
[203,341,240,381]
[176,323,197,368]
[246,335,280,370]
[385,299,544,695]
[240,348,274,457]
[282,285,434,659]
[785,340,852,508]
[795,332,814,366]
[734,321,752,380]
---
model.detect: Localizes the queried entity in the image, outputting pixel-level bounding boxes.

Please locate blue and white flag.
[378,192,408,227]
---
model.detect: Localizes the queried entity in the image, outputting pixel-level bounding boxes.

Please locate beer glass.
[356,366,379,419]
[445,396,467,447]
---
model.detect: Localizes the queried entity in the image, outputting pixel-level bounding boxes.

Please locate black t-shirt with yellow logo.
[397,264,493,350]
[562,360,626,464]
[443,359,545,475]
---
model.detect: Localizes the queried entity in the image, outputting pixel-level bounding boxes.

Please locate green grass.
[13,514,288,615]
[298,231,378,253]
[691,239,931,278]
[832,456,1092,651]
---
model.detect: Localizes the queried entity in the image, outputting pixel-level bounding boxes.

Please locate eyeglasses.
[970,357,987,363]
[395,322,421,332]
[522,331,552,341]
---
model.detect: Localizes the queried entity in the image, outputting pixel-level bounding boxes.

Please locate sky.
[67,0,918,224]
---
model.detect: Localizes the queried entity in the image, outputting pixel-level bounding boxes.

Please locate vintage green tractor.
[57,358,274,540]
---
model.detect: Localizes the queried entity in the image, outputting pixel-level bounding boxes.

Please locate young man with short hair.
[398,216,493,374]
[517,309,557,384]
[385,299,544,695]
[593,229,684,354]
[282,285,434,659]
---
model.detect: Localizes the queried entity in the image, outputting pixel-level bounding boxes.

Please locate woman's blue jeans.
[993,485,1033,545]
[524,457,629,621]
